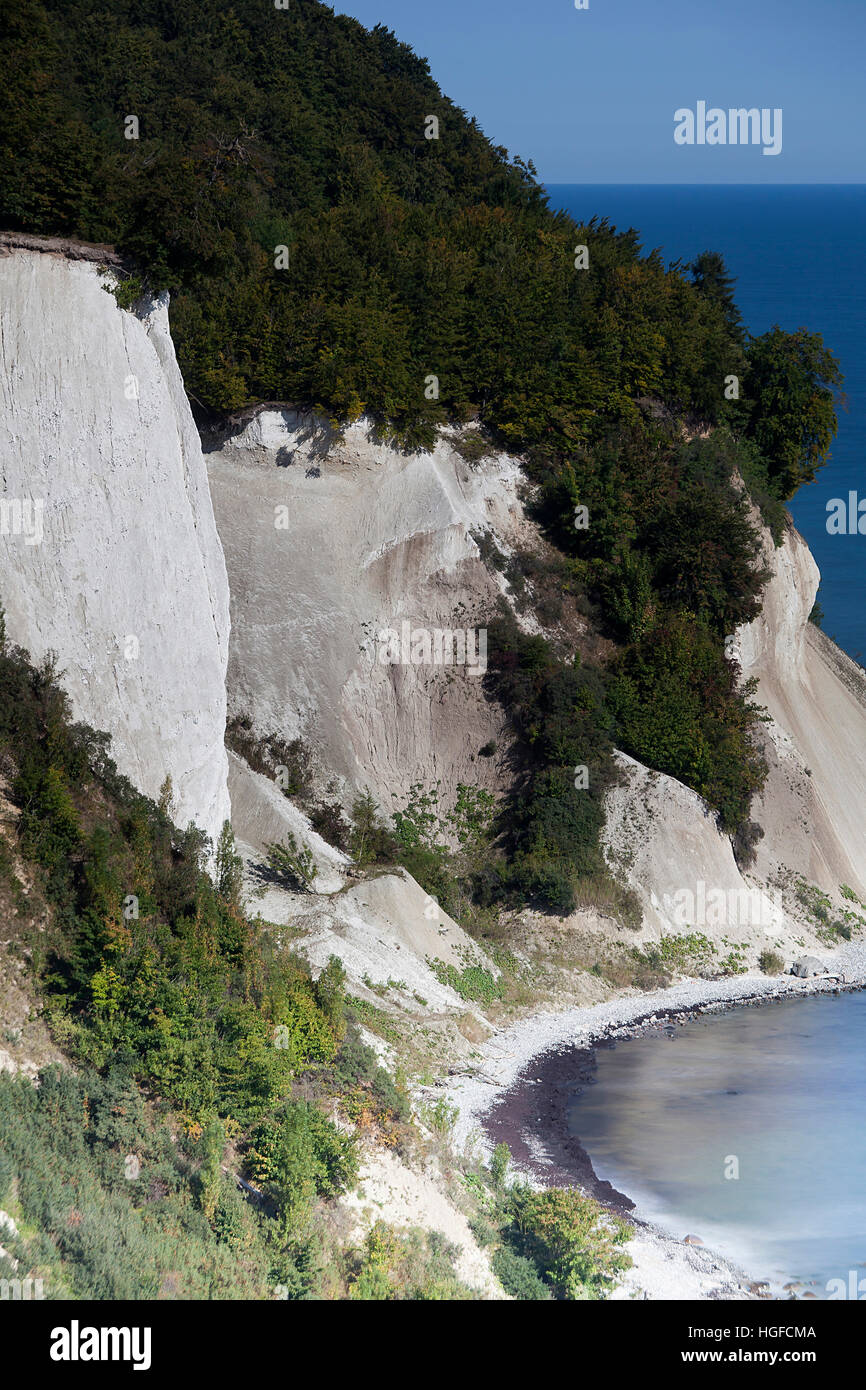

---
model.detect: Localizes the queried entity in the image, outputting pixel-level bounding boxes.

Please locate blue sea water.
[566,993,866,1296]
[547,185,866,662]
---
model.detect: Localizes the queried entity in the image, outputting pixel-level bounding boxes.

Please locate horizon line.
[542,181,866,187]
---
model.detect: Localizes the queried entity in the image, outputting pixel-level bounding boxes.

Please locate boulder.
[790,955,824,978]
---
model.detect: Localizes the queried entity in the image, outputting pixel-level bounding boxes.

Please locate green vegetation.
[347,1223,473,1300]
[481,616,617,913]
[474,1145,631,1301]
[758,949,785,975]
[794,878,864,944]
[631,932,730,983]
[265,834,318,892]
[247,1099,358,1231]
[474,425,781,892]
[426,957,503,1006]
[740,327,844,499]
[0,623,410,1296]
[503,1185,631,1300]
[606,613,767,833]
[0,1065,275,1299]
[0,0,839,468]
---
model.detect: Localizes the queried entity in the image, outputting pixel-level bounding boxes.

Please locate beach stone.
[684,1234,703,1245]
[791,955,823,978]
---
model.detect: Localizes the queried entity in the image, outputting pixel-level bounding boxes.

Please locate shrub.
[0,1067,275,1299]
[758,950,785,975]
[247,1100,358,1224]
[348,790,398,867]
[733,819,764,870]
[333,1023,410,1124]
[607,613,767,834]
[309,801,350,851]
[266,835,318,891]
[492,1246,552,1300]
[427,958,502,1006]
[490,1142,510,1192]
[348,1223,470,1301]
[504,1185,632,1300]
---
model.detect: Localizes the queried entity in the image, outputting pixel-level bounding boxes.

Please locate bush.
[492,1246,552,1300]
[733,819,765,870]
[309,801,350,851]
[348,1223,470,1301]
[482,614,617,911]
[758,950,785,975]
[247,1100,358,1224]
[348,791,398,867]
[503,1185,632,1300]
[333,1021,410,1125]
[0,1067,276,1299]
[266,835,318,891]
[607,613,767,834]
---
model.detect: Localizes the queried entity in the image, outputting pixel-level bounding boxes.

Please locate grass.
[426,957,503,1006]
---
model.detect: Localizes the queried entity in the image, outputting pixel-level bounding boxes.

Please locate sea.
[547,184,866,663]
[564,993,866,1297]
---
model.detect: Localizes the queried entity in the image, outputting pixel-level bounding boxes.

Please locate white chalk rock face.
[207,410,523,809]
[227,750,349,894]
[0,250,231,845]
[603,752,790,946]
[732,519,866,898]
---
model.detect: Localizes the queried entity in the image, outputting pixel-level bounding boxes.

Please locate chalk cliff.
[0,248,231,846]
[206,409,525,810]
[207,407,866,945]
[733,519,866,900]
[4,245,864,950]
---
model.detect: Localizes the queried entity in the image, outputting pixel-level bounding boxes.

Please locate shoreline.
[444,947,866,1300]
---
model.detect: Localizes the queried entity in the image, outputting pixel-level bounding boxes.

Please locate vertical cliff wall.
[732,519,866,899]
[206,409,525,810]
[0,248,231,845]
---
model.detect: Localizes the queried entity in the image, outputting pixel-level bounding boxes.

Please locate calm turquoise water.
[566,992,866,1294]
[547,185,866,664]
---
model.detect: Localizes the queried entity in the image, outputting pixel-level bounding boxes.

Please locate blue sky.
[334,0,865,182]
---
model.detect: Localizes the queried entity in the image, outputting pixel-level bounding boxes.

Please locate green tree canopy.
[743,326,843,497]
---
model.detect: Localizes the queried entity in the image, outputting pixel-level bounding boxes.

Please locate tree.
[215,819,244,908]
[690,251,743,338]
[743,327,843,497]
